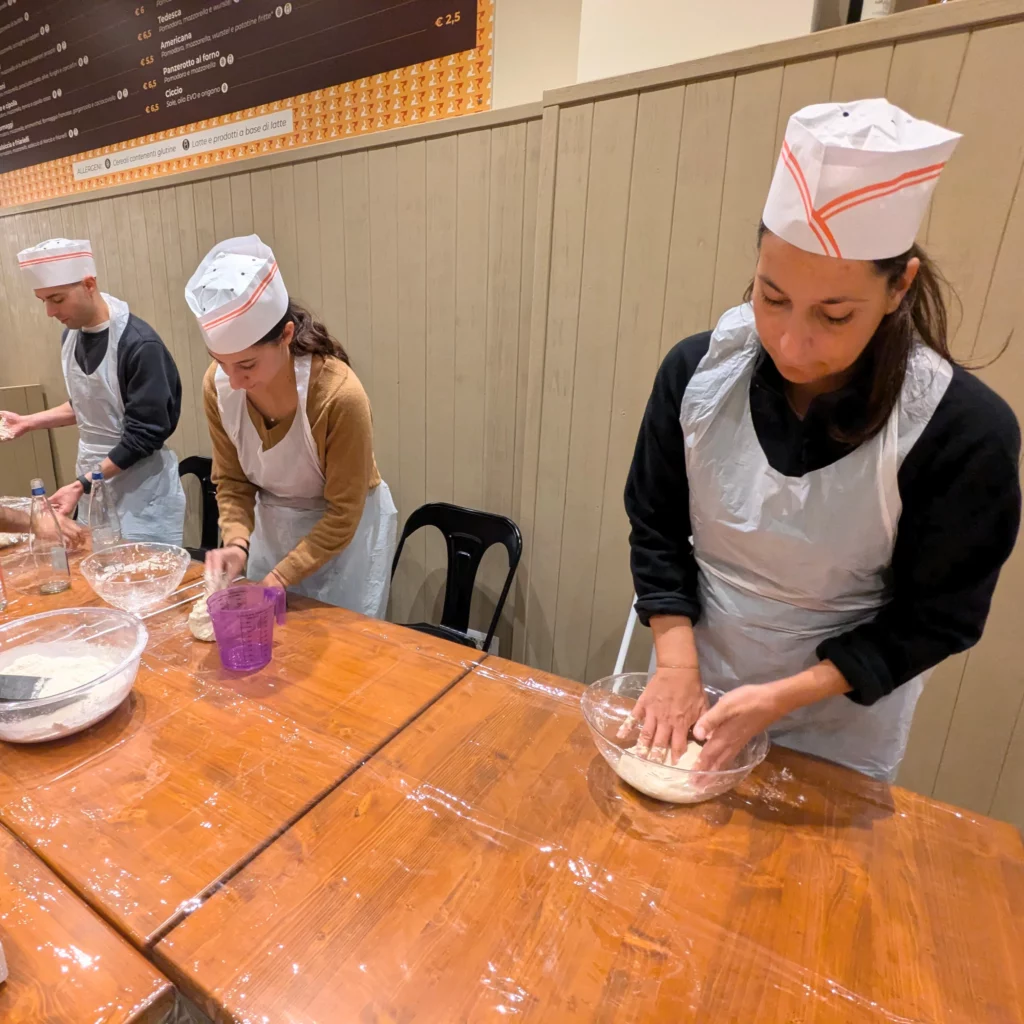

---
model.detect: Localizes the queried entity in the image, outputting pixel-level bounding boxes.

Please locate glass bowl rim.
[584,671,770,780]
[79,542,191,583]
[0,607,148,712]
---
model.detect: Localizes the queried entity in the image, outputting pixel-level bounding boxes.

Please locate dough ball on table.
[189,596,215,643]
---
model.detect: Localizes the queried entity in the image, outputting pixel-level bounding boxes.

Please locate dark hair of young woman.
[257,301,350,365]
[747,221,956,447]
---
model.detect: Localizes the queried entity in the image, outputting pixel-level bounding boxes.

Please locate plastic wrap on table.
[0,563,484,948]
[0,822,174,1022]
[154,657,1024,1024]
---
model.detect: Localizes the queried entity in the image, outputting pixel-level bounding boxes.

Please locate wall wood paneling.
[518,0,1024,827]
[0,107,544,652]
[2,0,1024,827]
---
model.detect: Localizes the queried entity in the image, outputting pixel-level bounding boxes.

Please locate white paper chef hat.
[17,238,96,289]
[763,98,961,260]
[185,234,289,355]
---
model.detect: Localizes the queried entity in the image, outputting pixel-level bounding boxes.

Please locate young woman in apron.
[625,100,1021,781]
[186,235,397,616]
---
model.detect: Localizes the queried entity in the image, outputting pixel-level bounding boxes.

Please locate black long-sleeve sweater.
[625,331,1021,707]
[65,314,182,471]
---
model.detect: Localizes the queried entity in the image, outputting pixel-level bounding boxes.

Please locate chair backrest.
[614,593,657,676]
[391,502,522,651]
[178,455,219,558]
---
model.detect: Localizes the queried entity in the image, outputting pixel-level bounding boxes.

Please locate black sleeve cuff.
[635,592,702,628]
[108,443,143,472]
[816,635,893,707]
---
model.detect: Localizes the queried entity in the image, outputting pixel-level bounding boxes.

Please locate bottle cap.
[91,470,103,481]
[29,478,45,496]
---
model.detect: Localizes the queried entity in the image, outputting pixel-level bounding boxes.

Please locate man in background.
[1,238,186,544]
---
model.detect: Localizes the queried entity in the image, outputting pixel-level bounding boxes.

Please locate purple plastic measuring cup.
[206,586,287,671]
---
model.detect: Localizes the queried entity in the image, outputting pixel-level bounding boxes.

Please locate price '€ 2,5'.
[435,11,461,26]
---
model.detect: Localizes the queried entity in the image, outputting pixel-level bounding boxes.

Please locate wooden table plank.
[156,656,1024,1023]
[0,823,173,1024]
[0,562,482,949]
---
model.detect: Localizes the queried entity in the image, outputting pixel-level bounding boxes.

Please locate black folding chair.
[178,455,219,561]
[391,502,522,651]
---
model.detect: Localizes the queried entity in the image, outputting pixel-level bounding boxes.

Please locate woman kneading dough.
[625,100,1021,782]
[186,235,397,615]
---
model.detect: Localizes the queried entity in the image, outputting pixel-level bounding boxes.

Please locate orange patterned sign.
[0,1,493,209]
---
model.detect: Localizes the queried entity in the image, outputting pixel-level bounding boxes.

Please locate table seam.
[145,650,490,950]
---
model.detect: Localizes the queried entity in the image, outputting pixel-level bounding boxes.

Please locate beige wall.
[493,0,582,108]
[0,386,56,496]
[1,0,1023,827]
[577,0,816,83]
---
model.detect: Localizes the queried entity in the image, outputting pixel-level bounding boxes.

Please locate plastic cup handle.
[263,587,287,624]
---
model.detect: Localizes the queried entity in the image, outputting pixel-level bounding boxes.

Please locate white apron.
[683,304,952,781]
[62,294,186,545]
[215,354,397,616]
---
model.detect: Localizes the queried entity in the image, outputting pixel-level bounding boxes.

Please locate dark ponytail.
[852,242,953,446]
[257,301,350,365]
[751,222,959,447]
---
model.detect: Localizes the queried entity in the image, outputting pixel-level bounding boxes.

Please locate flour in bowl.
[0,645,132,743]
[1,652,115,698]
[615,740,709,803]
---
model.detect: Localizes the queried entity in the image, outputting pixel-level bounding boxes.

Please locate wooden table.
[0,564,483,948]
[0,822,173,1023]
[156,656,1024,1023]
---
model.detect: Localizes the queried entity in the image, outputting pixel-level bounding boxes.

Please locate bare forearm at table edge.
[23,402,77,432]
[650,614,700,671]
[767,660,852,718]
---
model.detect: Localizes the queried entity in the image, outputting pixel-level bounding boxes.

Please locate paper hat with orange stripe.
[17,238,96,289]
[763,99,961,261]
[185,235,289,355]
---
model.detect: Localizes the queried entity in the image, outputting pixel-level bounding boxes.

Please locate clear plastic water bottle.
[28,478,71,595]
[88,470,122,550]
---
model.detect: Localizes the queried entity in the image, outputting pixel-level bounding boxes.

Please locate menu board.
[0,0,492,207]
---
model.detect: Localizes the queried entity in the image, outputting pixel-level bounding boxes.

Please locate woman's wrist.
[650,614,699,671]
[768,660,851,716]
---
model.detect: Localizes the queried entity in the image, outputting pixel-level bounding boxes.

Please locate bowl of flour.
[0,608,148,743]
[582,673,769,804]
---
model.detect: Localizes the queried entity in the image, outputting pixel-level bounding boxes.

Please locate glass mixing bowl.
[0,608,148,743]
[582,672,770,804]
[80,542,191,615]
